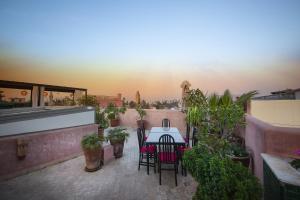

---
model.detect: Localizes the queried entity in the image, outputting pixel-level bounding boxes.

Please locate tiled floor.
[0,127,197,200]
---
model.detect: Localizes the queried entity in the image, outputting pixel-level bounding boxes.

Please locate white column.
[39,86,45,107]
[31,86,39,107]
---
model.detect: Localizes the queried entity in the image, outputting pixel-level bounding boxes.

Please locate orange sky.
[1,55,299,101]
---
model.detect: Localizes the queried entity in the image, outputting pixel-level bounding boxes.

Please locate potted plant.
[183,134,262,200]
[95,106,109,137]
[105,103,126,127]
[106,127,129,158]
[136,105,147,129]
[81,133,104,172]
[226,143,250,168]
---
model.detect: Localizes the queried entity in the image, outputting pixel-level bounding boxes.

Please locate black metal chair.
[158,134,178,186]
[137,128,156,172]
[161,118,170,128]
[184,123,190,147]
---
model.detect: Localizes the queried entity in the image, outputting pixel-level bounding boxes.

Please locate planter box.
[262,153,300,200]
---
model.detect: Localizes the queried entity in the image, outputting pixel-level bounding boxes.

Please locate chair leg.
[174,163,178,186]
[153,153,156,173]
[138,153,141,170]
[181,161,184,176]
[159,161,161,185]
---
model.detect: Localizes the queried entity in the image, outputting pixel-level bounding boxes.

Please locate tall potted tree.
[136,105,147,129]
[95,106,109,137]
[81,133,104,172]
[106,127,129,158]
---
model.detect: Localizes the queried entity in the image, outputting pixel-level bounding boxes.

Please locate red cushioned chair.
[158,134,178,186]
[137,128,156,172]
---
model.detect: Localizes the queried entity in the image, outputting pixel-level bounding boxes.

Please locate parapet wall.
[119,109,186,134]
[250,100,300,127]
[0,124,98,181]
[245,114,300,183]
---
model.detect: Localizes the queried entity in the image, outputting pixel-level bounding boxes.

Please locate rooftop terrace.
[0,127,197,200]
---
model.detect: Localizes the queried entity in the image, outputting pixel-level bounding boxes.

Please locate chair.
[137,128,156,172]
[158,134,178,186]
[184,123,190,147]
[142,127,147,142]
[161,118,170,128]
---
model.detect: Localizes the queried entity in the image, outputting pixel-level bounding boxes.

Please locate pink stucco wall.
[0,124,98,181]
[119,109,187,134]
[245,114,300,183]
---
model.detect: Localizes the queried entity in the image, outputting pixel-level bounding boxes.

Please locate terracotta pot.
[110,119,119,127]
[137,120,146,129]
[229,155,250,168]
[83,147,102,172]
[98,127,104,138]
[110,139,125,158]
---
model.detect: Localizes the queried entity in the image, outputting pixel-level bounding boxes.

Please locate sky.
[0,0,300,101]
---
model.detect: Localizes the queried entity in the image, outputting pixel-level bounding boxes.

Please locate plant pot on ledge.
[227,143,251,168]
[229,154,250,168]
[110,119,120,127]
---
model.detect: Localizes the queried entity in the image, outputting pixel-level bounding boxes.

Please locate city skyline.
[1,0,300,100]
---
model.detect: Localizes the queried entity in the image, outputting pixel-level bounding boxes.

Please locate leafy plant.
[136,105,146,120]
[183,143,262,200]
[77,95,98,106]
[106,127,129,143]
[185,89,207,108]
[105,103,127,120]
[227,143,249,157]
[81,133,104,150]
[95,106,109,129]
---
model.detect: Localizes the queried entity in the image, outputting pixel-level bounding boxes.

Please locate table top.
[150,127,179,133]
[145,127,185,144]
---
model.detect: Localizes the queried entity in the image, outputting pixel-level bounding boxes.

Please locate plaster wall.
[119,109,186,134]
[0,124,98,181]
[250,100,300,127]
[245,114,300,183]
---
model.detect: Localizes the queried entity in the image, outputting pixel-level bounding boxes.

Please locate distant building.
[253,88,300,100]
[9,98,26,103]
[96,93,123,108]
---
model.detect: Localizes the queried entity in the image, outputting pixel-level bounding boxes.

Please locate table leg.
[146,143,149,175]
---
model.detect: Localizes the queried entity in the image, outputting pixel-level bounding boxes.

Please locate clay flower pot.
[229,155,250,168]
[110,119,119,127]
[83,147,102,172]
[110,139,125,158]
[137,119,146,129]
[98,127,104,138]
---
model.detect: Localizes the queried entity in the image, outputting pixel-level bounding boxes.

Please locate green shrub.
[81,133,104,150]
[106,127,129,143]
[105,103,127,120]
[136,105,146,120]
[183,145,262,200]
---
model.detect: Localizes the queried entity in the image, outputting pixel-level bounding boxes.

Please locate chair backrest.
[141,127,146,140]
[162,118,170,128]
[158,134,176,163]
[137,128,144,150]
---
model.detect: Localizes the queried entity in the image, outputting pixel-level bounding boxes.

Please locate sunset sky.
[1,0,300,101]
